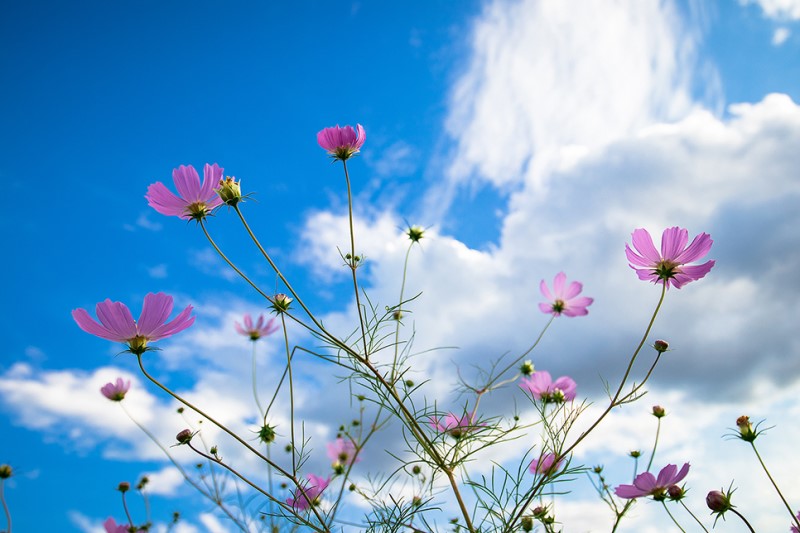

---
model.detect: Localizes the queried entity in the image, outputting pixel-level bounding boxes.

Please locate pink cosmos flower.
[519,371,577,403]
[791,511,800,533]
[615,463,690,500]
[101,378,131,401]
[317,124,366,161]
[146,163,224,221]
[430,412,484,440]
[538,272,593,317]
[625,227,715,289]
[327,437,360,465]
[104,518,143,533]
[72,293,195,356]
[287,474,330,511]
[529,453,563,476]
[235,313,279,341]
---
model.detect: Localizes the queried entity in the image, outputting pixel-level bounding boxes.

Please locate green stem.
[281,314,297,475]
[121,491,134,528]
[730,508,756,533]
[679,501,709,533]
[391,241,415,384]
[341,159,369,359]
[251,341,264,417]
[1,479,11,533]
[661,501,685,532]
[750,442,800,528]
[646,418,661,473]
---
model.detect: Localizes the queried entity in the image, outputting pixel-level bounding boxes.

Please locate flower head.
[615,463,690,500]
[287,474,330,511]
[538,272,593,317]
[519,371,577,403]
[104,518,144,533]
[327,437,360,466]
[430,412,483,440]
[72,293,195,356]
[317,124,366,161]
[101,378,131,401]
[529,453,564,476]
[235,313,279,341]
[146,163,224,221]
[625,227,715,289]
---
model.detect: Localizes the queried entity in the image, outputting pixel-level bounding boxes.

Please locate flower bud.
[629,450,641,458]
[176,429,193,444]
[210,446,218,456]
[532,506,547,519]
[332,462,345,475]
[117,481,130,493]
[406,225,425,243]
[272,293,293,313]
[0,465,11,479]
[706,489,733,513]
[593,465,603,474]
[667,484,685,500]
[653,340,669,353]
[736,415,757,442]
[136,476,149,490]
[411,465,422,475]
[392,309,403,320]
[412,495,422,507]
[216,176,242,206]
[520,360,535,376]
[652,405,666,418]
[521,516,534,532]
[258,424,277,444]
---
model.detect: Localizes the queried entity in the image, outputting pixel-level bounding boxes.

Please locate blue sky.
[2,1,800,531]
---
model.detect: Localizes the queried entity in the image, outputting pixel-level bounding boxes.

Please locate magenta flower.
[529,453,564,476]
[615,463,690,500]
[625,227,715,289]
[520,371,577,403]
[327,437,360,465]
[235,313,279,341]
[317,124,366,161]
[146,163,224,221]
[538,272,593,317]
[791,511,800,533]
[72,293,195,356]
[104,518,142,533]
[430,412,484,440]
[101,378,130,402]
[287,474,330,511]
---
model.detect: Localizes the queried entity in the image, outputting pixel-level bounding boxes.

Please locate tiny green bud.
[404,379,414,388]
[520,360,535,376]
[593,465,603,474]
[521,516,534,532]
[0,465,12,479]
[216,176,242,206]
[629,450,641,458]
[332,462,345,475]
[258,424,277,444]
[406,225,425,243]
[411,465,422,475]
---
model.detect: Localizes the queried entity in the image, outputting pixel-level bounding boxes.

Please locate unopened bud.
[521,516,534,531]
[216,176,242,206]
[258,424,277,444]
[117,481,130,493]
[668,484,685,500]
[406,226,425,243]
[332,462,345,475]
[593,465,603,474]
[706,489,733,513]
[629,450,641,458]
[272,293,293,313]
[520,360,535,376]
[653,340,669,353]
[411,465,422,475]
[0,465,11,479]
[532,506,547,519]
[652,405,666,418]
[176,429,193,444]
[736,415,757,442]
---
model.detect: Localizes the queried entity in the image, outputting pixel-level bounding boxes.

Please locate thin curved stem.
[730,508,756,533]
[750,442,800,528]
[661,501,685,532]
[679,501,709,533]
[341,159,369,359]
[281,314,297,475]
[121,491,134,528]
[391,241,415,384]
[251,341,264,417]
[646,418,662,472]
[1,479,11,533]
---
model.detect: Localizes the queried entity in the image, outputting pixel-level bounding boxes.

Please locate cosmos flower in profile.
[235,313,279,341]
[317,124,366,161]
[519,371,577,403]
[146,163,224,221]
[72,292,194,355]
[287,474,330,511]
[615,463,690,500]
[625,227,714,289]
[538,272,593,317]
[100,378,130,401]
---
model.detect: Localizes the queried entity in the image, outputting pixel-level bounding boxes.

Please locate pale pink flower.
[615,463,690,500]
[317,124,366,161]
[72,293,194,355]
[327,437,360,465]
[529,453,563,476]
[430,412,484,439]
[146,163,224,221]
[287,474,330,511]
[235,313,279,341]
[520,371,577,403]
[104,518,143,533]
[625,227,715,289]
[101,378,130,401]
[538,272,593,317]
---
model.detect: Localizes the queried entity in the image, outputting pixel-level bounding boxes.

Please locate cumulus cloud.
[742,0,800,20]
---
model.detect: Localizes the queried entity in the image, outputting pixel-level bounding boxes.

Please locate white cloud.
[147,263,168,278]
[773,26,792,44]
[742,0,800,20]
